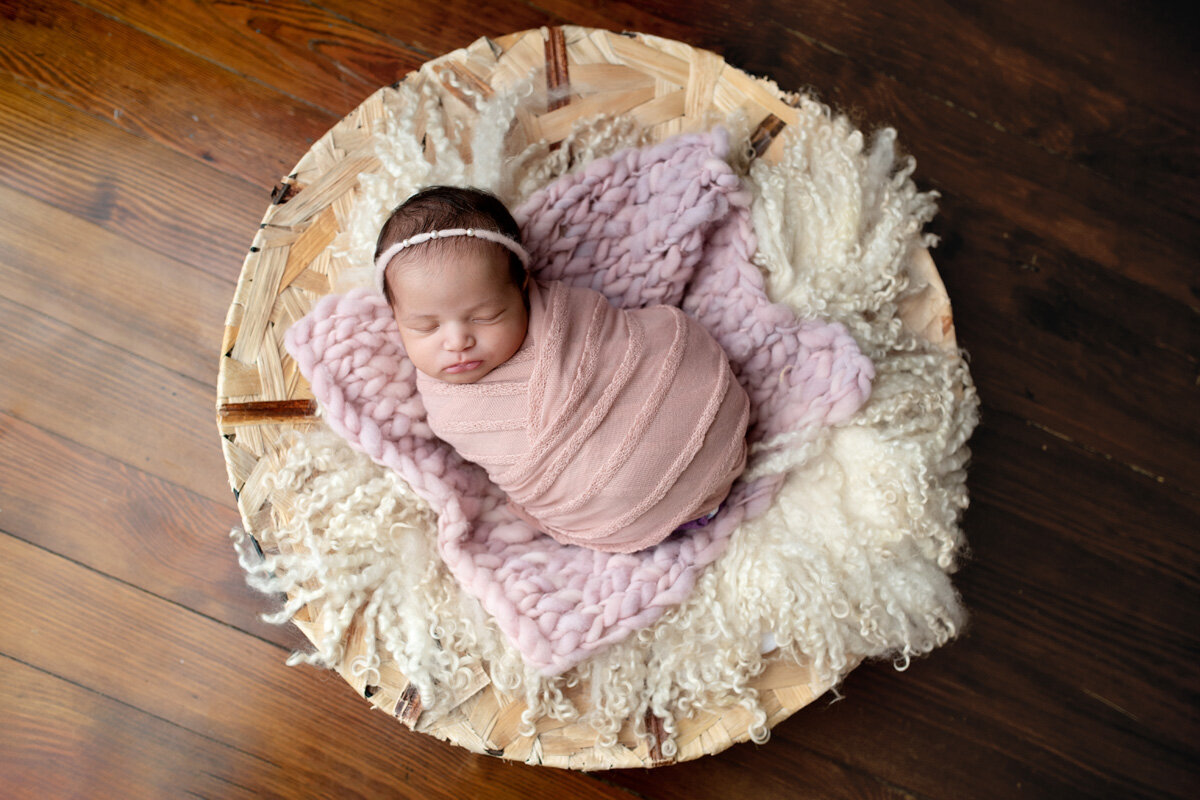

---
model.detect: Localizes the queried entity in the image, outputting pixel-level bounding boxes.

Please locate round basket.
[216,26,956,770]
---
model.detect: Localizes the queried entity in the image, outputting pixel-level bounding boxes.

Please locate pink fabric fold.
[284,128,875,674]
[417,279,749,553]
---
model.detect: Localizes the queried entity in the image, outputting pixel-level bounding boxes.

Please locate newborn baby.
[376,186,749,554]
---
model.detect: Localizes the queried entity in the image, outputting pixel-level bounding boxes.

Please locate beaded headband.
[374,228,531,295]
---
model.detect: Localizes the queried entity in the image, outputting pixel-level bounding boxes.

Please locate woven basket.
[216,25,955,770]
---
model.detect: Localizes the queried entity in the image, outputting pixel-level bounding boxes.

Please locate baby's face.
[386,245,528,384]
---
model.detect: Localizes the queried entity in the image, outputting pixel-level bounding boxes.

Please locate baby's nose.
[444,326,474,350]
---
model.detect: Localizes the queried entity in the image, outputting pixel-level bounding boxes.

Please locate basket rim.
[215,25,956,771]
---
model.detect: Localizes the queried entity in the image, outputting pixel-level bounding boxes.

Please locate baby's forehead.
[390,251,512,287]
[387,245,522,310]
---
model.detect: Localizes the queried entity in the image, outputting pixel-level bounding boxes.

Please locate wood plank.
[909,422,1197,798]
[1,655,299,800]
[0,533,641,799]
[962,421,1200,719]
[0,412,298,649]
[0,184,232,387]
[609,658,1092,800]
[767,0,1198,210]
[0,537,902,800]
[899,81,1197,313]
[84,0,426,112]
[970,411,1200,590]
[933,203,1199,487]
[315,0,560,56]
[0,68,263,281]
[0,0,337,187]
[961,548,1198,753]
[0,296,229,505]
[534,14,1198,484]
[18,402,1180,796]
[776,624,1193,800]
[942,507,1198,798]
[9,1,1190,489]
[606,697,948,800]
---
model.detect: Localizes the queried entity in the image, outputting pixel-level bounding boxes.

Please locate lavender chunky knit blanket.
[284,128,874,674]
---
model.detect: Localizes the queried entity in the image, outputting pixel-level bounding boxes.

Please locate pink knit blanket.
[418,279,749,554]
[284,129,874,674]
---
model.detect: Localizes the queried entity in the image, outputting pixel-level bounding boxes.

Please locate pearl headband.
[374,228,531,295]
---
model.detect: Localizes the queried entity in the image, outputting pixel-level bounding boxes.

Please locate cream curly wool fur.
[232,75,977,752]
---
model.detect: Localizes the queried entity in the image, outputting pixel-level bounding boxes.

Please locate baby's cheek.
[405,341,436,373]
[504,322,528,355]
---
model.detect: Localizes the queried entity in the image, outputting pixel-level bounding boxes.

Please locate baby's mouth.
[444,360,483,375]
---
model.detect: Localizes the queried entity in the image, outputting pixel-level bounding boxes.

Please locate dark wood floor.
[1,1,1196,797]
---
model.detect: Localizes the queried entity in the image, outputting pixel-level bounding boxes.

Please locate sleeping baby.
[375,186,749,554]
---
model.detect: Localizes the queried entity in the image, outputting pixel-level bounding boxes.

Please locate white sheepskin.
[232,73,978,754]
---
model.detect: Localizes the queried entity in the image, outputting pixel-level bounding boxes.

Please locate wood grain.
[503,7,1200,495]
[314,0,560,56]
[971,412,1200,592]
[0,296,229,504]
[217,398,319,425]
[1,655,307,800]
[0,185,231,386]
[0,412,297,648]
[746,22,1197,310]
[0,0,337,187]
[83,0,427,112]
[0,70,265,280]
[933,203,1199,486]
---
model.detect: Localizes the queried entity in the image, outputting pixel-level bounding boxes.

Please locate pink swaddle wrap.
[417,279,749,553]
[284,128,875,674]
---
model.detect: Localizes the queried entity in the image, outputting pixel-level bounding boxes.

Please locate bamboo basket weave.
[216,26,956,770]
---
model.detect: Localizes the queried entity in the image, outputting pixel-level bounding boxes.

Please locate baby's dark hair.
[375,186,526,306]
